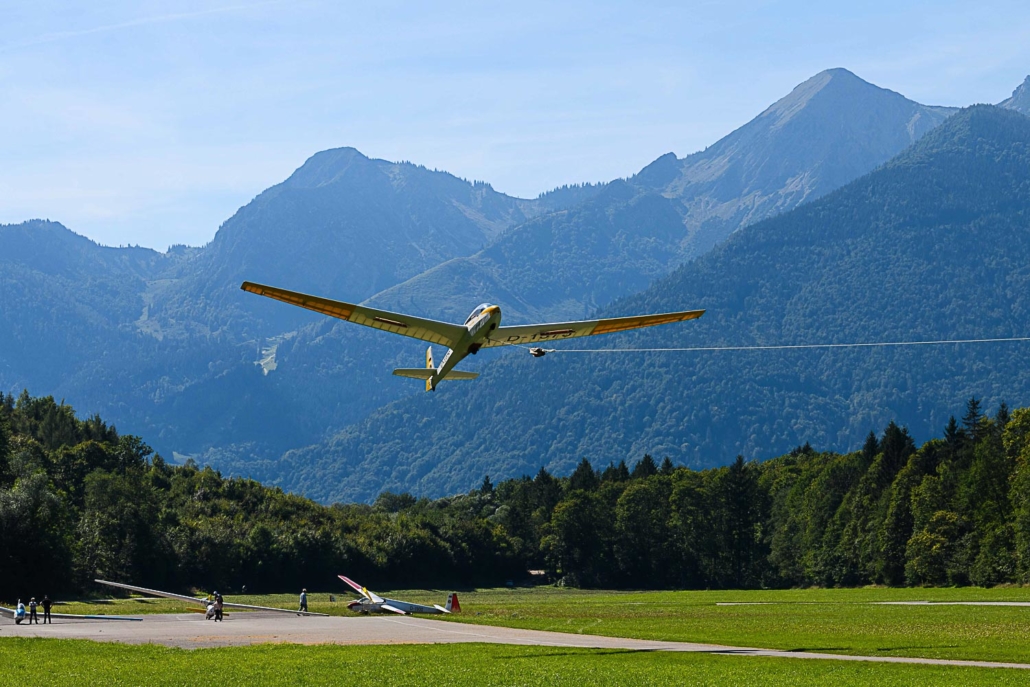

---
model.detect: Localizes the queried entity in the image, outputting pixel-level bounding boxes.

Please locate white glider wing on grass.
[0,604,141,622]
[95,579,329,616]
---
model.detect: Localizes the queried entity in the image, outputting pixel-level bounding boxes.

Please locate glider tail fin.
[445,592,461,613]
[425,346,435,392]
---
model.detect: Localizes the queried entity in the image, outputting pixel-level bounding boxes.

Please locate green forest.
[3,390,1030,599]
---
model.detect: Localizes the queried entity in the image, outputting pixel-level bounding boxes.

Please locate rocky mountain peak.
[283,147,375,188]
[999,75,1030,115]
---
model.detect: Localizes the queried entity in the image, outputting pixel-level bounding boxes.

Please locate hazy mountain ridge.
[0,151,556,459]
[146,147,551,339]
[3,73,1027,498]
[662,68,957,256]
[184,68,964,474]
[281,105,1030,503]
[367,69,957,325]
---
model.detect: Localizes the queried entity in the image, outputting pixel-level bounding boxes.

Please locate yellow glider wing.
[482,309,705,348]
[241,282,467,348]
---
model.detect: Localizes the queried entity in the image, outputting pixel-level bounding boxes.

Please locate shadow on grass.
[783,648,850,652]
[494,649,650,659]
[875,646,959,652]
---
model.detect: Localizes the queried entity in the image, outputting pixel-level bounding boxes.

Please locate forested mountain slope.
[285,106,1030,503]
[0,221,173,394]
[367,69,955,324]
[0,151,561,460]
[151,147,554,338]
[4,74,1022,490]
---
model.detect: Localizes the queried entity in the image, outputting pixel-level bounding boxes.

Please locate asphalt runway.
[4,612,1030,670]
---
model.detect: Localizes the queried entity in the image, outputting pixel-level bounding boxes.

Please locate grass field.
[9,585,1030,665]
[435,586,1030,664]
[2,638,1030,687]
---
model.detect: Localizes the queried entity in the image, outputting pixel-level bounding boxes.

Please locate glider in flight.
[338,575,459,615]
[94,580,329,618]
[240,281,705,391]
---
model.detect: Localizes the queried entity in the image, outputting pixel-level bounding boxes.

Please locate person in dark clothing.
[28,598,38,624]
[42,595,52,624]
[214,593,224,622]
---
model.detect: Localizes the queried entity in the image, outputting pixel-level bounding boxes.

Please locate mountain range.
[2,68,1029,502]
[367,68,955,324]
[282,104,1030,502]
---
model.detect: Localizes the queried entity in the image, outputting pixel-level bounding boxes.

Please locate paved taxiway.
[4,612,1030,670]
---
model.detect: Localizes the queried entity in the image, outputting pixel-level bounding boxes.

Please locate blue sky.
[2,0,1029,249]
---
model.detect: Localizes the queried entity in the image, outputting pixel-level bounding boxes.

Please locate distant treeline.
[2,391,1029,598]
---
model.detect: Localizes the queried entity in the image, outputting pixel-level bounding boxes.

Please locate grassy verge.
[2,638,1029,686]
[435,587,1030,664]
[11,586,1030,663]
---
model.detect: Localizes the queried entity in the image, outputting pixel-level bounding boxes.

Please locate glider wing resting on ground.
[338,575,458,615]
[1,604,141,623]
[94,580,329,618]
[240,281,705,391]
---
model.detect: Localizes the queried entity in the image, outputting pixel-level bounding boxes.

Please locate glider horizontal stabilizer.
[393,369,479,380]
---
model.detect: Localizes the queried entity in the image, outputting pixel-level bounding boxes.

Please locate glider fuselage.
[346,598,444,615]
[430,303,501,389]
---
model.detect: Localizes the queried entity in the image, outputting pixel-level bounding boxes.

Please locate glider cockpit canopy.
[464,303,494,326]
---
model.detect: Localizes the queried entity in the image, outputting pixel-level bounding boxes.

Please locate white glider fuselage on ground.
[338,575,455,615]
[241,281,704,391]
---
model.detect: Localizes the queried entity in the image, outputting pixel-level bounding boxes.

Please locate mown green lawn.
[435,587,1030,664]
[1,638,1028,687]
[9,586,1030,664]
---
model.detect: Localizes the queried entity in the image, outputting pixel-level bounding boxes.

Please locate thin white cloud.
[0,1,287,52]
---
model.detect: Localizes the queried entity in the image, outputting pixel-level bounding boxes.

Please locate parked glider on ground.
[94,580,329,618]
[241,281,705,391]
[338,575,459,615]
